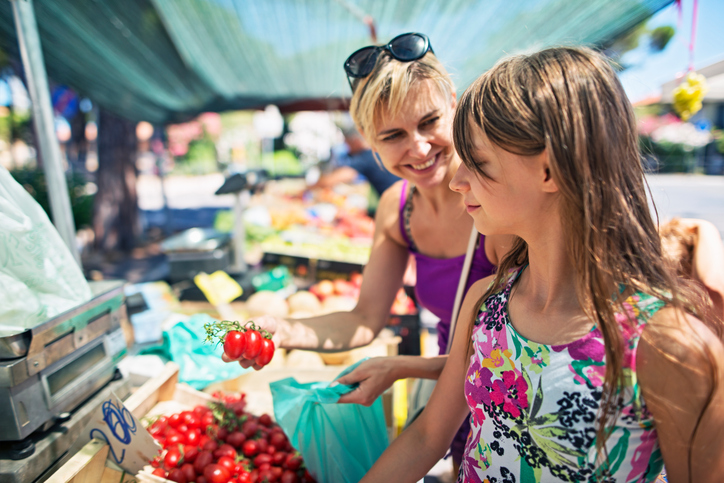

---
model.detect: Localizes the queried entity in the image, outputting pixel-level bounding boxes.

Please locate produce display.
[145,392,315,483]
[305,273,416,316]
[204,321,276,368]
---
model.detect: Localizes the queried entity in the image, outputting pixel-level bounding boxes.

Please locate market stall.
[0,0,680,481]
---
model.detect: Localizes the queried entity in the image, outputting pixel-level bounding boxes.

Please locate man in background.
[316,124,400,197]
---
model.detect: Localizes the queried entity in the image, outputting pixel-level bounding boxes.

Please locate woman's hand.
[334,357,400,406]
[220,314,283,371]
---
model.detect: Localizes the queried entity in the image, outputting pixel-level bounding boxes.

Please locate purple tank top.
[399,180,496,354]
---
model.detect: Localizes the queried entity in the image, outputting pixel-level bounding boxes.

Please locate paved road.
[646,174,724,236]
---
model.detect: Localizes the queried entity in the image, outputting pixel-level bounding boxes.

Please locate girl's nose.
[450,162,470,193]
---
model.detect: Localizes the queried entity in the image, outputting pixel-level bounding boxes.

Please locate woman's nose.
[408,132,431,159]
[449,162,469,193]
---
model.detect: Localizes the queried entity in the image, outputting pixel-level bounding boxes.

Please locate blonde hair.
[349,50,454,138]
[454,46,721,478]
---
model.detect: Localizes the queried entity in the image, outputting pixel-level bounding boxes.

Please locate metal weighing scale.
[0,280,130,483]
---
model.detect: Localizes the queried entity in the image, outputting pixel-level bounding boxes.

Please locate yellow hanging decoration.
[672,72,708,121]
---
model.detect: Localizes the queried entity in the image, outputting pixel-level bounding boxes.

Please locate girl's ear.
[540,149,559,193]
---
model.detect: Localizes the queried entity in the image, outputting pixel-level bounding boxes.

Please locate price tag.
[75,391,160,474]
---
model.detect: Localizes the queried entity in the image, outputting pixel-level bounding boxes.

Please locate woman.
[360,46,724,482]
[224,33,510,467]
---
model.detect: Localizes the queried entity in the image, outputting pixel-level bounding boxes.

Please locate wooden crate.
[46,362,210,483]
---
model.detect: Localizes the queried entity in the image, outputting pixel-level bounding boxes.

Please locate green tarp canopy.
[0,0,674,124]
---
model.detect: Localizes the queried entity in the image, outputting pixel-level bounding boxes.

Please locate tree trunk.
[93,109,139,252]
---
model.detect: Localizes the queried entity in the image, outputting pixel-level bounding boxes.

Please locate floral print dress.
[459,268,666,483]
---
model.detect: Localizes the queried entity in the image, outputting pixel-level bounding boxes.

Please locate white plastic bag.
[0,166,91,335]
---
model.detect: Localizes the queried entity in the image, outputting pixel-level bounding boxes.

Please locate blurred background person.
[316,120,400,198]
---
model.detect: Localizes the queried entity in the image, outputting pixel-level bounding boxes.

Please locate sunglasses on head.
[343,32,434,92]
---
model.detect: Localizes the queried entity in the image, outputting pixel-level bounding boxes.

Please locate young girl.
[360,46,724,482]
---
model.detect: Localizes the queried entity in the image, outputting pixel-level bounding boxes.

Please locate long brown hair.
[453,46,721,476]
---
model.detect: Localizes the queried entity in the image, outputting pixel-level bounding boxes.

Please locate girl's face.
[449,125,556,237]
[369,80,456,190]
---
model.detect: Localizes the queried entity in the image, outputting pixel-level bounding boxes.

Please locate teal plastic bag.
[270,360,389,483]
[141,314,248,389]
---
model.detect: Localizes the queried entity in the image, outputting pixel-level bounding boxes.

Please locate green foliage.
[173,135,218,175]
[607,21,675,71]
[9,168,95,227]
[712,129,724,154]
[261,149,303,177]
[650,25,675,51]
[639,135,695,173]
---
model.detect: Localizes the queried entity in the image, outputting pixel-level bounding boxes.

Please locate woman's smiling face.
[369,80,456,190]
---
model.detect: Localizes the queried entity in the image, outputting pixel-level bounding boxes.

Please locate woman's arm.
[334,355,448,405]
[226,183,410,368]
[359,276,493,482]
[638,307,724,483]
[683,218,724,318]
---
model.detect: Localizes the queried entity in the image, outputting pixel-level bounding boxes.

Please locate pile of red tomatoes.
[146,392,314,483]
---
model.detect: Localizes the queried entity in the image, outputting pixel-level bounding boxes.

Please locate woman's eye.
[382,132,402,141]
[421,116,439,128]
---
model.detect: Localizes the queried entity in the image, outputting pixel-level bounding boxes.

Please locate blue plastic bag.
[141,314,249,389]
[270,360,389,483]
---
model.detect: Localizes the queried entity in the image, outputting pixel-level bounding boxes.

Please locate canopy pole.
[11,0,80,265]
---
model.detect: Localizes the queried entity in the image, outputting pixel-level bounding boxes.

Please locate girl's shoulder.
[468,267,524,306]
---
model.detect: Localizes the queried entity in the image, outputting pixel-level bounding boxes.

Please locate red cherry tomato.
[226,430,246,448]
[168,413,183,428]
[215,443,237,459]
[280,469,299,483]
[204,464,231,483]
[167,468,188,483]
[284,454,302,471]
[164,448,182,469]
[183,445,198,463]
[258,413,273,427]
[272,451,287,466]
[253,453,273,467]
[270,467,283,481]
[202,413,215,427]
[194,450,214,475]
[258,468,278,483]
[255,338,275,366]
[243,330,262,359]
[241,420,258,438]
[152,468,167,478]
[217,455,236,473]
[185,429,201,446]
[255,438,268,455]
[180,463,196,482]
[241,439,259,457]
[269,432,288,451]
[223,330,247,359]
[202,440,219,452]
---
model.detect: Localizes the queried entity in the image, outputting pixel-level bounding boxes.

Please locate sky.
[619,0,724,103]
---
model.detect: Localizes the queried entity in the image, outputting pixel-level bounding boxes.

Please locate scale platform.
[0,280,128,442]
[0,280,130,482]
